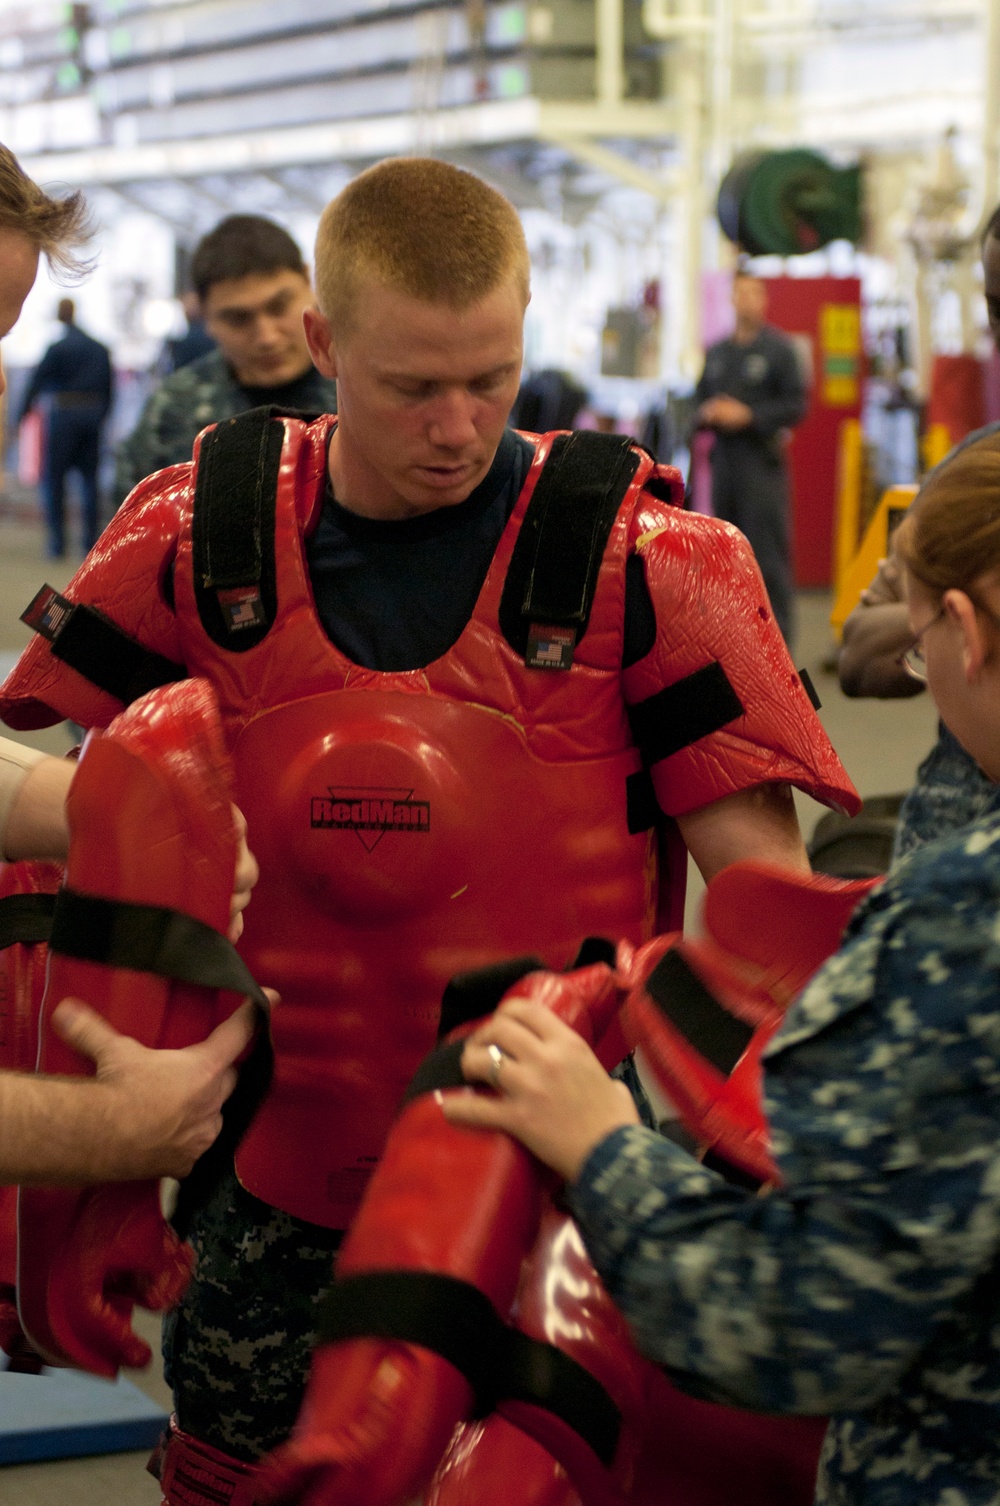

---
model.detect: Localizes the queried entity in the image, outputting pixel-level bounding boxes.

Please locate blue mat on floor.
[0,1367,167,1464]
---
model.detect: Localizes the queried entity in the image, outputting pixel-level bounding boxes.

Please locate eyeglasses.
[899,605,946,682]
[899,596,1000,682]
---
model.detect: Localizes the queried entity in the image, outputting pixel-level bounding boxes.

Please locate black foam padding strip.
[403,1039,468,1103]
[798,666,822,711]
[0,892,56,950]
[49,605,186,705]
[626,768,660,833]
[192,407,284,651]
[568,936,617,969]
[627,661,743,767]
[644,949,754,1075]
[438,955,544,1039]
[499,432,639,657]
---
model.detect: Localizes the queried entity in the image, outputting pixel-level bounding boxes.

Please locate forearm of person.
[838,602,923,698]
[567,1122,971,1416]
[1,752,73,861]
[0,1072,133,1183]
[677,781,808,884]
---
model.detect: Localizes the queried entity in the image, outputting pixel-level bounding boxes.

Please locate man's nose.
[427,389,477,449]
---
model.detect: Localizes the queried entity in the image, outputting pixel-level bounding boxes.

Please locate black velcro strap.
[21,586,186,706]
[438,955,544,1039]
[0,893,56,949]
[503,1327,622,1468]
[626,768,660,833]
[47,888,275,1238]
[798,666,822,710]
[402,1039,468,1103]
[627,662,743,768]
[192,408,285,651]
[568,936,617,969]
[644,949,754,1075]
[701,1148,765,1192]
[318,1270,622,1465]
[49,889,268,1010]
[499,432,640,658]
[319,1271,501,1411]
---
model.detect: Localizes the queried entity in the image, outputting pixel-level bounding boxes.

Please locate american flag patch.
[525,623,576,671]
[21,584,73,642]
[217,586,266,632]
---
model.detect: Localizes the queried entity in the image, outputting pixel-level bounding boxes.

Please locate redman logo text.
[311,787,430,852]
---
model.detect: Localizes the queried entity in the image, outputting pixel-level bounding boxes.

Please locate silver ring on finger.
[486,1042,506,1091]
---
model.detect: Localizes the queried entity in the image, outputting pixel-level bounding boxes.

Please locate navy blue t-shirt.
[306,428,655,672]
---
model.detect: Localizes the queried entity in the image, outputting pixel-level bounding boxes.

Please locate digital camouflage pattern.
[163,1169,341,1461]
[570,788,1000,1505]
[114,349,338,505]
[893,723,995,864]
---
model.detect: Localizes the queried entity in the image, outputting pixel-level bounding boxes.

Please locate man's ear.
[303,305,337,380]
[944,589,987,680]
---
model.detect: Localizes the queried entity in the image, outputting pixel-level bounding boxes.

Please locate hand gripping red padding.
[0,856,62,1370]
[16,678,248,1376]
[622,862,878,1186]
[256,961,623,1506]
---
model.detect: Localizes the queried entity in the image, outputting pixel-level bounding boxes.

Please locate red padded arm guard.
[0,466,188,732]
[258,963,623,1506]
[623,506,860,820]
[17,678,244,1376]
[622,862,878,1185]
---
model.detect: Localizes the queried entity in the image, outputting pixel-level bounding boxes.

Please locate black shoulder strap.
[498,431,641,669]
[21,586,186,706]
[191,406,287,651]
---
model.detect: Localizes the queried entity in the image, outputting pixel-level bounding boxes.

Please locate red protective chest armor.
[171,419,658,1227]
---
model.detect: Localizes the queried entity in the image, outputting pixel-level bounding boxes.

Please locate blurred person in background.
[695,268,807,646]
[163,289,216,373]
[19,296,112,558]
[115,215,336,503]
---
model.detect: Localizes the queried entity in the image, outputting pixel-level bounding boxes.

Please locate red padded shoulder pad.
[0,465,189,732]
[623,503,860,818]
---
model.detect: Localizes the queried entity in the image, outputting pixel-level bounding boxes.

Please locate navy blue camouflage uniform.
[569,788,1000,1505]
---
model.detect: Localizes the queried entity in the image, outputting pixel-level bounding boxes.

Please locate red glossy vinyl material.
[17,679,241,1375]
[624,862,879,1185]
[428,1417,582,1506]
[258,963,621,1506]
[0,857,61,1366]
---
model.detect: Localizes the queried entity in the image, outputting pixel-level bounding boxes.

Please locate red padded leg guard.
[0,857,62,1370]
[151,1415,261,1506]
[258,962,624,1506]
[622,862,878,1186]
[17,679,241,1376]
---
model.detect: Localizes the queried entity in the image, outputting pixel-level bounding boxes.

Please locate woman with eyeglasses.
[444,430,1000,1506]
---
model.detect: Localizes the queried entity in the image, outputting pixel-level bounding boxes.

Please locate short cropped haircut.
[0,141,92,279]
[314,157,530,333]
[191,215,307,300]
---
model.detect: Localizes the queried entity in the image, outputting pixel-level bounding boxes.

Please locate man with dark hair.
[115,214,336,503]
[20,296,113,556]
[694,269,807,645]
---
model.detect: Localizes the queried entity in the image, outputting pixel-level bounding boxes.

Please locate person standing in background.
[163,289,216,373]
[115,215,336,504]
[19,296,112,558]
[695,269,807,645]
